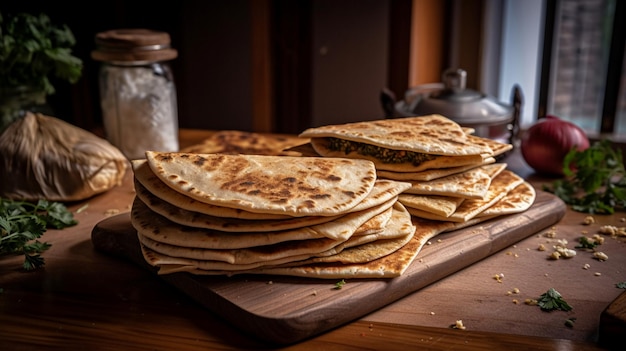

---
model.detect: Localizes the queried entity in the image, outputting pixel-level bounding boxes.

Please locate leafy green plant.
[0,198,77,270]
[0,11,83,95]
[544,139,626,214]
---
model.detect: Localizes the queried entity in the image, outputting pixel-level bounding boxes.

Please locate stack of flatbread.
[130,151,432,278]
[298,115,536,225]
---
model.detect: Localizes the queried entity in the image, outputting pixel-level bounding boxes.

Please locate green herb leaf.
[334,279,346,290]
[575,236,598,250]
[0,11,83,95]
[544,139,626,214]
[0,198,77,270]
[537,288,573,312]
[616,282,626,289]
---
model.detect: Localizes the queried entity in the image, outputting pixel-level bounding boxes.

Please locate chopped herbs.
[544,139,626,214]
[334,279,346,290]
[564,318,576,328]
[537,288,573,312]
[0,198,77,270]
[616,282,626,289]
[575,236,598,250]
[326,137,436,166]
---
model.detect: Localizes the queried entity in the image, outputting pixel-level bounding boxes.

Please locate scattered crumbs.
[104,208,120,216]
[267,281,273,285]
[512,287,520,294]
[583,263,591,270]
[621,217,625,222]
[581,230,588,235]
[583,216,595,225]
[594,272,602,276]
[437,239,442,243]
[427,241,432,245]
[592,234,605,245]
[311,290,318,296]
[544,226,557,238]
[544,273,549,277]
[430,311,435,315]
[452,320,466,330]
[75,203,89,214]
[593,252,608,261]
[525,298,538,306]
[512,299,519,304]
[513,245,517,248]
[538,244,546,251]
[493,273,504,283]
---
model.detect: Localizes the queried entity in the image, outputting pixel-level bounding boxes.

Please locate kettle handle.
[380,87,399,118]
[510,84,524,145]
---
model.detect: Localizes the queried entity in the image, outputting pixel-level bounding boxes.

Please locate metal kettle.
[381,68,522,144]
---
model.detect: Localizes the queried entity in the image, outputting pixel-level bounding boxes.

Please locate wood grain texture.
[91,191,565,344]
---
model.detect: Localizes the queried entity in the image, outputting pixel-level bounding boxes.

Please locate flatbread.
[170,216,451,278]
[406,170,524,222]
[278,202,416,264]
[403,163,507,199]
[398,194,464,218]
[477,181,536,217]
[299,115,494,156]
[135,176,409,233]
[132,159,290,220]
[180,130,309,156]
[145,151,377,217]
[308,137,487,172]
[377,157,495,182]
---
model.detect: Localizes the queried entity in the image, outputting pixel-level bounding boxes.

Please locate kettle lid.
[411,68,513,126]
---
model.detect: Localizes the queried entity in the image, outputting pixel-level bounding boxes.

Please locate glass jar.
[91,29,179,160]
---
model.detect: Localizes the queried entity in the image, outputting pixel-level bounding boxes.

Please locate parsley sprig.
[0,198,77,270]
[537,288,573,312]
[544,139,626,214]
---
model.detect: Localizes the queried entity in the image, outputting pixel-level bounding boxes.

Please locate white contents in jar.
[100,64,179,160]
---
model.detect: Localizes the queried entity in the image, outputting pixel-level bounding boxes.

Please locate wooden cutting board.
[91,190,565,345]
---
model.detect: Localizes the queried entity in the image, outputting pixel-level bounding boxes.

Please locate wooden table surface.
[1,129,624,350]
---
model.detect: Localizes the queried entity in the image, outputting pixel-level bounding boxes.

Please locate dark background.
[1,0,412,134]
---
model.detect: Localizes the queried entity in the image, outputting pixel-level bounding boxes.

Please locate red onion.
[520,115,590,175]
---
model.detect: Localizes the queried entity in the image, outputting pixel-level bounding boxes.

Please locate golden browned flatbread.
[402,163,507,199]
[145,151,377,217]
[299,115,493,156]
[308,137,487,172]
[180,130,309,156]
[132,159,289,220]
[477,181,536,217]
[138,202,416,274]
[406,170,524,222]
[377,157,495,182]
[398,194,464,218]
[164,216,449,278]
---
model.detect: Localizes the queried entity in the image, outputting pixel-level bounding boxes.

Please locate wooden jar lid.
[91,29,178,63]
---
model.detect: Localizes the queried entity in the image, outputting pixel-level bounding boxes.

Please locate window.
[492,0,625,137]
[544,0,625,136]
